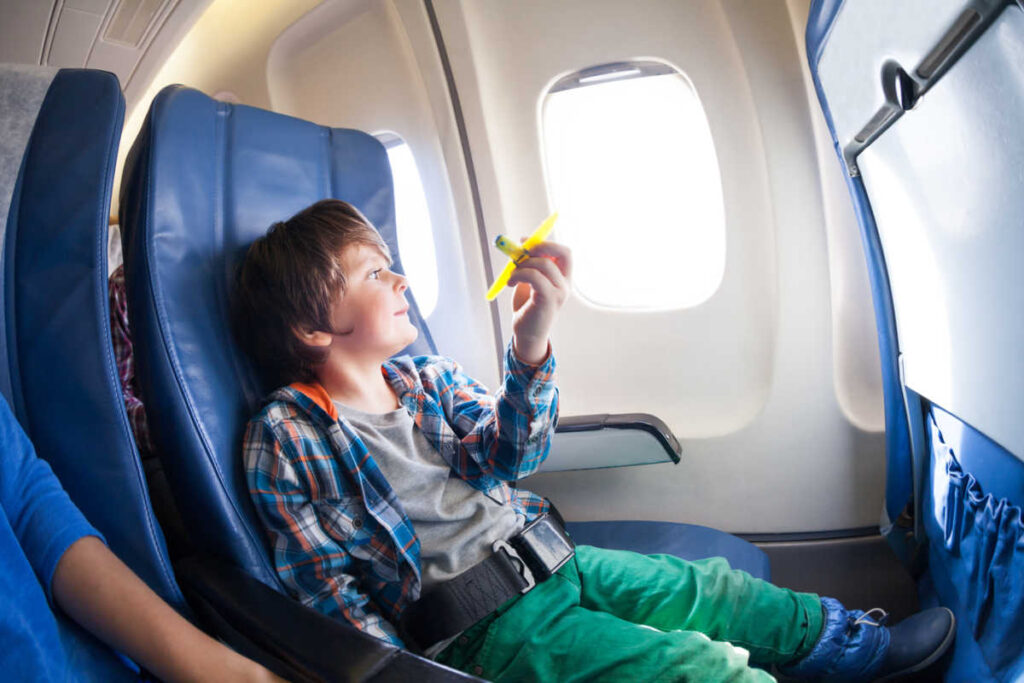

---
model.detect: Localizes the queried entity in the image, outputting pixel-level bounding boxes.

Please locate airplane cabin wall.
[424,0,886,533]
[106,0,887,534]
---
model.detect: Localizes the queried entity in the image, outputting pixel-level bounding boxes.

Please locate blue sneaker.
[779,598,955,681]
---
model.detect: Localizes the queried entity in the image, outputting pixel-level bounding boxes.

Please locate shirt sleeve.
[0,396,103,602]
[244,417,404,646]
[436,340,559,482]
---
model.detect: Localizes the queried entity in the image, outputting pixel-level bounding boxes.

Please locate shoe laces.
[853,608,889,628]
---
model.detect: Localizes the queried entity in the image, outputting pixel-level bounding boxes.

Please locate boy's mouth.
[395,306,410,316]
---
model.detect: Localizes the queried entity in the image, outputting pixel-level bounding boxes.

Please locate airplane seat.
[119,84,480,681]
[807,1,1024,679]
[0,64,185,679]
[119,84,769,661]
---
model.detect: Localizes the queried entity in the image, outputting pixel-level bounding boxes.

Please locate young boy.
[235,199,954,682]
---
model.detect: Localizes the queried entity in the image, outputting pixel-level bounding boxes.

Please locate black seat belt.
[400,513,575,653]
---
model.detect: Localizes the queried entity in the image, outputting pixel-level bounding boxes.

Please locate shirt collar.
[286,359,421,421]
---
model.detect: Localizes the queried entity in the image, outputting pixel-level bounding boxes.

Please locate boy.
[235,199,954,682]
[0,393,282,682]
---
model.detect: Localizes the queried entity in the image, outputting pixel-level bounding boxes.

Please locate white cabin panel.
[427,0,885,533]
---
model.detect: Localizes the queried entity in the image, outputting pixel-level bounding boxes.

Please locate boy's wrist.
[512,335,550,366]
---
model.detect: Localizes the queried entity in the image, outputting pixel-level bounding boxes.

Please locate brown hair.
[232,199,390,386]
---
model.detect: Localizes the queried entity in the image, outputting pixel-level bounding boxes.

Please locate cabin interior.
[1,0,1022,680]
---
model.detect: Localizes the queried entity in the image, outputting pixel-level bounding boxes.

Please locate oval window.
[377,133,439,318]
[542,61,726,311]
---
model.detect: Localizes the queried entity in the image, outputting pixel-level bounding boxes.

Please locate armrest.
[175,555,482,683]
[537,413,681,473]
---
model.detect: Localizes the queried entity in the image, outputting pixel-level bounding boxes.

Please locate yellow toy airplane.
[485,211,559,301]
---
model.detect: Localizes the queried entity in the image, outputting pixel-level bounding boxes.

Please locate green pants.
[436,545,823,682]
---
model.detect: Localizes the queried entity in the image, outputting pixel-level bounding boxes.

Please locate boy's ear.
[292,325,333,348]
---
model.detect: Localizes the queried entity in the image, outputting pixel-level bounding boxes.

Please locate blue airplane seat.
[119,84,769,656]
[807,1,1024,679]
[120,85,480,681]
[0,65,185,678]
[564,520,768,579]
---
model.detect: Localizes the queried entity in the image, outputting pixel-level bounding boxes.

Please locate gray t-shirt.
[336,402,525,590]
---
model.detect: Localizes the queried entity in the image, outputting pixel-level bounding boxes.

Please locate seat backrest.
[119,85,435,585]
[806,1,1024,679]
[0,64,185,612]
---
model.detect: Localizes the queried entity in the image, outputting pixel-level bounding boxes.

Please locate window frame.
[540,60,727,313]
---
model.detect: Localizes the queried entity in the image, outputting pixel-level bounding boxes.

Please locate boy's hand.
[507,241,572,365]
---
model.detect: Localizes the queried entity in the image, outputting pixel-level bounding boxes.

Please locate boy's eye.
[369,268,382,280]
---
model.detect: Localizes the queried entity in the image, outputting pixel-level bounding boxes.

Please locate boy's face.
[326,244,418,360]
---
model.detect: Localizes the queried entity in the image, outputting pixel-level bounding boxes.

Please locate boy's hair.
[232,199,390,386]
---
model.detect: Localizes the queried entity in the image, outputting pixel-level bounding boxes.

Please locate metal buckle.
[492,539,536,594]
[511,514,575,581]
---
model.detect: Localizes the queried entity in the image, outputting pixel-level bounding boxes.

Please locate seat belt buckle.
[492,540,536,594]
[509,513,576,583]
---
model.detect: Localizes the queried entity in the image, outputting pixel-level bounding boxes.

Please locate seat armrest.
[175,555,482,683]
[538,413,681,473]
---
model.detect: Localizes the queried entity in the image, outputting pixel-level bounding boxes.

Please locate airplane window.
[542,61,726,311]
[377,133,439,318]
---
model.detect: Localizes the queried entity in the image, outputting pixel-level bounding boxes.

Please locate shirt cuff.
[503,340,556,399]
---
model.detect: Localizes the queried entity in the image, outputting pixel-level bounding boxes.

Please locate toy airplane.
[485,211,559,301]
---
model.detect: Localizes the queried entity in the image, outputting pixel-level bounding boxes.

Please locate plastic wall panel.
[439,0,776,437]
[858,6,1024,461]
[430,0,885,533]
[794,0,885,433]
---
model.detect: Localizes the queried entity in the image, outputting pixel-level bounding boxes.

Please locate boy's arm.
[245,418,404,646]
[506,241,572,365]
[52,536,280,683]
[440,346,558,482]
[441,241,570,481]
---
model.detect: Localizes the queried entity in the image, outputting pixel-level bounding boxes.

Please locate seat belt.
[400,513,575,653]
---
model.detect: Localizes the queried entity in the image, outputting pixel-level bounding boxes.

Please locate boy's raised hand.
[507,241,572,365]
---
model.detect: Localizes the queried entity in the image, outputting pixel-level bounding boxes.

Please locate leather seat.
[0,64,184,680]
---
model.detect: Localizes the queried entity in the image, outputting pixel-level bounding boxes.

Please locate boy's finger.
[507,266,555,302]
[524,241,572,279]
[514,256,567,294]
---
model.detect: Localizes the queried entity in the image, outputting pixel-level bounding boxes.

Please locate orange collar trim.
[288,382,338,421]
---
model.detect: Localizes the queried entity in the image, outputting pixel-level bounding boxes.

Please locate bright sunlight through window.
[542,62,726,311]
[380,135,439,318]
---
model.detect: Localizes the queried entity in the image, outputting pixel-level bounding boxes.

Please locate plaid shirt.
[245,344,558,646]
[108,265,155,458]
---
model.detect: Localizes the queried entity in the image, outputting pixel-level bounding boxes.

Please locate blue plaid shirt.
[244,343,557,646]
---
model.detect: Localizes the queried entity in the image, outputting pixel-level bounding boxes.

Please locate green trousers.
[435,545,823,682]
